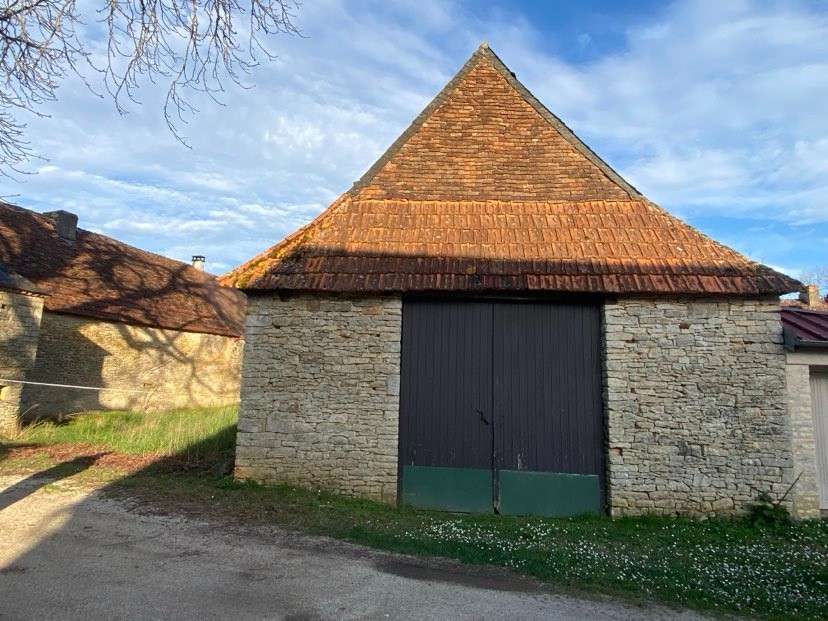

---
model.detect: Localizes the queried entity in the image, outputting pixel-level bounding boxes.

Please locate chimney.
[799,284,822,308]
[44,210,78,242]
[192,255,206,271]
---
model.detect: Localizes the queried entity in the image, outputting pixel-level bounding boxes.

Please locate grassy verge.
[2,407,827,621]
[8,405,236,464]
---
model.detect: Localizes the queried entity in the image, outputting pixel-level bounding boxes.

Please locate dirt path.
[0,474,711,621]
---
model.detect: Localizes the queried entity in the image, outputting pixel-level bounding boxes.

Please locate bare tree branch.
[798,265,828,298]
[0,0,299,172]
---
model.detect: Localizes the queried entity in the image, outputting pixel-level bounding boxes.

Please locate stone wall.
[21,313,243,419]
[786,350,828,518]
[604,297,792,517]
[0,289,44,431]
[235,294,402,502]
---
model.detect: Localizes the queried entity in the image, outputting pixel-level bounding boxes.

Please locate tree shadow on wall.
[19,328,108,423]
[0,204,246,423]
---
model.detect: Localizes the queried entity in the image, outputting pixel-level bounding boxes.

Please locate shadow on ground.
[0,452,108,511]
[3,423,655,621]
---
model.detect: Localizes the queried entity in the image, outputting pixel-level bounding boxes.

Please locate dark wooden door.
[399,299,604,516]
[398,300,495,512]
[493,303,604,515]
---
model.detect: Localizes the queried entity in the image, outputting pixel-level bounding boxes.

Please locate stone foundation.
[604,297,792,516]
[235,294,402,502]
[21,313,243,419]
[0,289,44,432]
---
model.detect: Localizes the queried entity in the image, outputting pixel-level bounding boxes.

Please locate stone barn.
[0,202,246,426]
[224,45,805,517]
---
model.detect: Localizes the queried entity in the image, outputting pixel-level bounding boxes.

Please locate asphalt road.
[0,474,710,620]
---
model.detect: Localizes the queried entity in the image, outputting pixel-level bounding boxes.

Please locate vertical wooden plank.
[401,298,605,516]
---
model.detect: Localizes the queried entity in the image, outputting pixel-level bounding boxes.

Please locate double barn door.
[399,299,605,517]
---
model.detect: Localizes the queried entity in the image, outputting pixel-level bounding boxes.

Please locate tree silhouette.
[0,0,300,174]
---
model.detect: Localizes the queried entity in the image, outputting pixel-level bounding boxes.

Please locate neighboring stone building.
[223,45,803,517]
[0,202,246,425]
[0,265,46,431]
[782,301,828,517]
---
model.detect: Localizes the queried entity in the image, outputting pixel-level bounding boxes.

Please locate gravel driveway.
[0,474,710,620]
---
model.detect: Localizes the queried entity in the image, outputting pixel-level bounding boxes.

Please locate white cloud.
[2,0,826,275]
[520,1,828,224]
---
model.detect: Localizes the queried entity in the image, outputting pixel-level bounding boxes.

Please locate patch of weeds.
[14,406,238,461]
[746,492,791,528]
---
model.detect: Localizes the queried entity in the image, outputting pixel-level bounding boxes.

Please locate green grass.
[13,405,237,463]
[3,406,827,620]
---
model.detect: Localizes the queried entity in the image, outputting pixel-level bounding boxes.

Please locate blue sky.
[2,0,827,279]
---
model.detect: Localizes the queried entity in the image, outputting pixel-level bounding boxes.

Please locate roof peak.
[349,44,641,201]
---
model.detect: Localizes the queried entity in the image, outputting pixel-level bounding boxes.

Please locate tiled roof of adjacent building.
[222,44,800,297]
[781,307,828,347]
[0,202,245,337]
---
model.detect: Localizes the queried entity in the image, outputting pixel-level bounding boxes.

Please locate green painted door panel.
[402,466,493,513]
[498,470,600,517]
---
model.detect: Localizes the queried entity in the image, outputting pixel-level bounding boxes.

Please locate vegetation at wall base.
[2,407,826,621]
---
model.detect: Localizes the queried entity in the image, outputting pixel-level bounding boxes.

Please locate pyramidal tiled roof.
[223,44,800,296]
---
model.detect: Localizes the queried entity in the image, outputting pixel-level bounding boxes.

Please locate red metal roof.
[781,308,828,344]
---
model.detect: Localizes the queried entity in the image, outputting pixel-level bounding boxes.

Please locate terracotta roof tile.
[223,45,800,297]
[0,203,245,336]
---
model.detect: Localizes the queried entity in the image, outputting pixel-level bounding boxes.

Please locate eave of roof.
[223,196,800,296]
[0,262,46,296]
